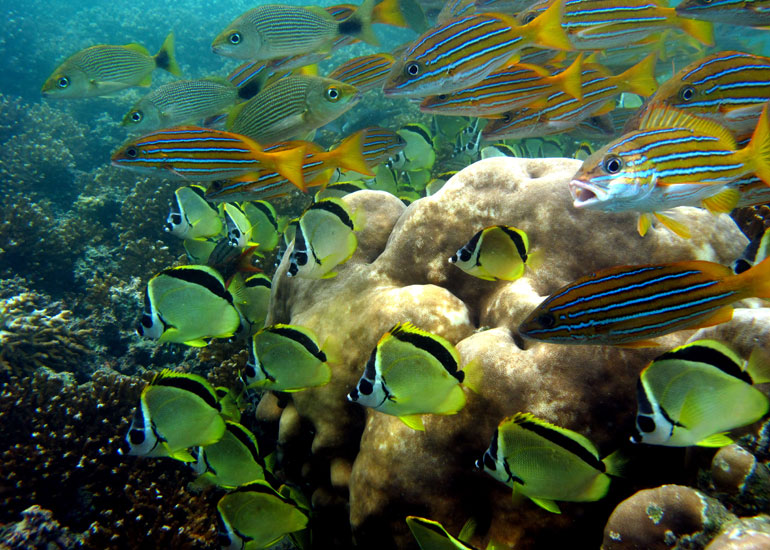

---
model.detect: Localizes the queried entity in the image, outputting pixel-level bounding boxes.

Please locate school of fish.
[41,0,770,546]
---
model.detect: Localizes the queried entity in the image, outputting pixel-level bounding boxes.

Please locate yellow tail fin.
[155,31,182,77]
[268,145,308,191]
[744,105,770,186]
[677,16,714,47]
[548,53,583,101]
[526,0,571,52]
[372,0,407,27]
[615,53,658,98]
[330,131,375,176]
[737,255,770,299]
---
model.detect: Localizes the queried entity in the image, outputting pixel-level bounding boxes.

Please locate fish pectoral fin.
[653,212,691,239]
[399,414,426,431]
[637,213,653,237]
[529,497,561,514]
[696,433,733,448]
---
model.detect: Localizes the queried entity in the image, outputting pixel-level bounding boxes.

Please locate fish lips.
[569,179,607,209]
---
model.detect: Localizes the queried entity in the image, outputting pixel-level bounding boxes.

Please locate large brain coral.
[267,157,762,549]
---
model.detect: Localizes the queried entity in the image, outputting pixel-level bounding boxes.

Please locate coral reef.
[0,368,219,549]
[265,157,763,548]
[601,485,734,550]
[0,278,93,380]
[0,505,80,550]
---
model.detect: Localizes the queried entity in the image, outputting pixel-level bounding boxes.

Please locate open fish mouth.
[569,180,606,208]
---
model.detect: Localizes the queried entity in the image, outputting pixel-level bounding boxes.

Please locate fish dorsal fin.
[656,339,751,383]
[124,42,150,56]
[150,369,221,410]
[225,421,261,463]
[264,324,326,362]
[510,413,603,470]
[639,105,736,148]
[388,322,462,380]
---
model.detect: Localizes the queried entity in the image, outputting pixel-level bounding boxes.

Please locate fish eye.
[535,313,555,328]
[57,76,70,88]
[229,32,241,45]
[405,61,421,77]
[129,429,145,445]
[602,155,622,174]
[210,180,222,191]
[679,85,696,102]
[697,0,712,4]
[357,378,373,396]
[523,12,537,24]
[437,94,447,100]
[326,86,340,102]
[636,415,656,433]
[130,111,143,123]
[126,147,138,158]
[502,113,513,123]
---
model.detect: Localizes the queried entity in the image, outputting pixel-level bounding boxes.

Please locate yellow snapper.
[570,105,770,238]
[211,0,378,61]
[122,77,240,132]
[190,420,265,489]
[137,265,242,347]
[449,225,541,281]
[287,198,361,279]
[42,32,181,98]
[632,340,770,447]
[676,0,770,26]
[227,75,361,144]
[481,54,658,141]
[217,481,309,550]
[382,0,571,98]
[243,324,333,392]
[477,412,622,513]
[121,370,226,462]
[347,322,481,431]
[639,51,770,140]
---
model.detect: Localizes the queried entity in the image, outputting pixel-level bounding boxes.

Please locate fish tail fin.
[747,346,770,384]
[460,359,483,393]
[677,16,714,46]
[735,255,770,299]
[320,334,343,367]
[615,53,658,98]
[525,0,571,51]
[155,31,182,77]
[268,145,308,191]
[372,0,407,28]
[330,131,375,176]
[339,0,380,47]
[526,248,544,271]
[602,449,630,478]
[743,104,770,186]
[549,53,583,101]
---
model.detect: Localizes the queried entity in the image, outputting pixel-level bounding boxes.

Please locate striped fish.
[476,0,542,15]
[226,61,273,100]
[42,32,181,98]
[227,75,361,144]
[639,51,770,140]
[570,105,770,238]
[205,130,375,202]
[122,78,239,132]
[539,0,715,50]
[358,126,406,169]
[419,55,583,117]
[481,55,658,141]
[382,0,571,98]
[676,0,770,26]
[437,0,476,23]
[211,0,378,61]
[519,256,770,346]
[328,53,396,92]
[111,126,306,188]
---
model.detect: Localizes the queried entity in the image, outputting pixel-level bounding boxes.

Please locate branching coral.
[0,281,93,380]
[0,368,220,549]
